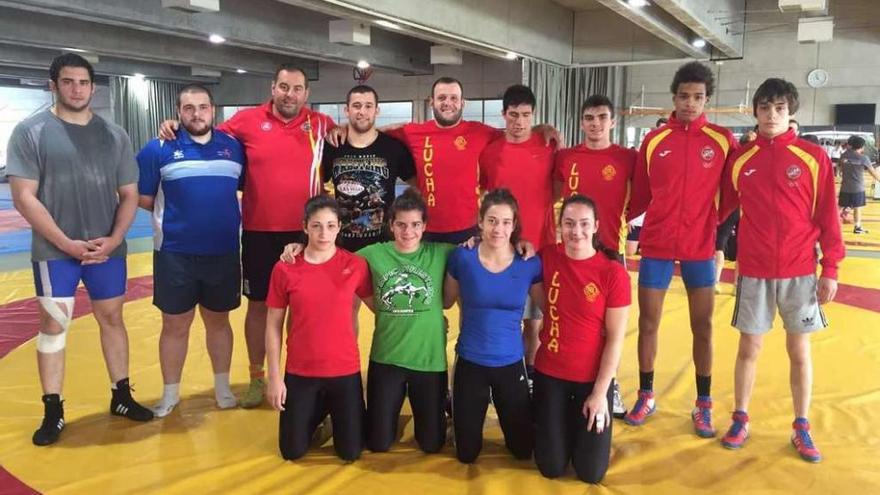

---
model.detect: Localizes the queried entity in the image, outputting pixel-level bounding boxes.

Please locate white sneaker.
[310,416,334,447]
[612,381,627,418]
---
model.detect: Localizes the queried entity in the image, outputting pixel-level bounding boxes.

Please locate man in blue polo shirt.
[137,84,245,417]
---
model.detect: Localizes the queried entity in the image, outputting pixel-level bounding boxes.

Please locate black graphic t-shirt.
[322,132,416,251]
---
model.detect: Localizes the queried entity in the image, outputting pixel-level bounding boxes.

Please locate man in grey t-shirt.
[838,135,880,234]
[4,53,153,446]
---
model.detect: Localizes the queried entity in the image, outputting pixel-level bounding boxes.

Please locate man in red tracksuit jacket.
[717,78,843,463]
[624,62,738,438]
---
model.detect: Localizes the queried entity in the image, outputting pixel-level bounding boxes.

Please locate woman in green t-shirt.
[357,188,455,454]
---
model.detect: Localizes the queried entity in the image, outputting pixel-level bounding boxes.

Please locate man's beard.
[274,98,301,119]
[433,107,462,127]
[183,120,212,136]
[349,118,375,134]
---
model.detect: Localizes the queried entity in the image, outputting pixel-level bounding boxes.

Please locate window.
[481,100,504,128]
[375,101,413,128]
[313,103,343,123]
[1,87,54,171]
[435,98,504,128]
[312,101,413,127]
[219,105,257,124]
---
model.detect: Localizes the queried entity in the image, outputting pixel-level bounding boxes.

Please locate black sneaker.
[33,394,65,446]
[110,378,154,422]
[854,226,869,234]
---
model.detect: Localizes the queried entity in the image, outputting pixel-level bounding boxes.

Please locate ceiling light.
[692,38,707,48]
[504,51,518,60]
[132,73,145,80]
[627,0,649,7]
[236,68,247,74]
[208,34,226,44]
[375,20,401,30]
[62,47,88,53]
[356,60,370,69]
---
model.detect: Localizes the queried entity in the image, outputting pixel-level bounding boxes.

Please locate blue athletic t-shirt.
[447,246,542,367]
[137,129,245,255]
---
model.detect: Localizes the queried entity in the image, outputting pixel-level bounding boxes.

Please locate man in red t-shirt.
[386,77,499,244]
[552,94,636,419]
[479,84,556,384]
[554,95,636,257]
[160,64,335,408]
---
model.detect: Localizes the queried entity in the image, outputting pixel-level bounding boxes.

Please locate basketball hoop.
[353,66,374,84]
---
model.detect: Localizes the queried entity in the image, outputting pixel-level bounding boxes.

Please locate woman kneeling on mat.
[265,195,373,462]
[444,188,543,463]
[533,194,630,483]
[359,188,455,454]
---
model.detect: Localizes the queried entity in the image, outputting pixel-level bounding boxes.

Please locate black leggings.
[366,361,447,453]
[452,356,532,463]
[279,372,364,462]
[533,371,614,484]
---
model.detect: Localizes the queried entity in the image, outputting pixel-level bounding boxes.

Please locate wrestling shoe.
[623,390,655,426]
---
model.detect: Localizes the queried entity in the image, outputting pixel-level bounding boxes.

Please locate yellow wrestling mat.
[0,251,879,494]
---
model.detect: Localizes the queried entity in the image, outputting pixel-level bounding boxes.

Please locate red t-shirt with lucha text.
[219,102,335,232]
[388,120,498,233]
[265,249,372,377]
[554,144,636,253]
[535,244,631,383]
[480,133,557,249]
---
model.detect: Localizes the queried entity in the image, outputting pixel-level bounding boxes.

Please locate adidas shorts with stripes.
[731,274,828,335]
[32,257,127,300]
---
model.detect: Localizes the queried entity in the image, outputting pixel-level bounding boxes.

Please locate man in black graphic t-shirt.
[322,85,416,251]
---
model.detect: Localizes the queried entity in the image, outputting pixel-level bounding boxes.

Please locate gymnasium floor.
[0,183,878,494]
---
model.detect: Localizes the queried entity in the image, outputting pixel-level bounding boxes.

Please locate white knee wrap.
[36,297,74,354]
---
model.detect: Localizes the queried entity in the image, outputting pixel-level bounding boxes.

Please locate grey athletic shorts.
[732,274,828,334]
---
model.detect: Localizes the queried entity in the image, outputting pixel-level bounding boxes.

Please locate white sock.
[152,383,180,418]
[214,373,236,409]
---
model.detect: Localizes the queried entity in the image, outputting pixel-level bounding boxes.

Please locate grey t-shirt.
[839,149,874,193]
[5,110,139,261]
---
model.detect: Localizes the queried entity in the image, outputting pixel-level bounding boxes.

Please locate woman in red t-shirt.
[533,194,631,484]
[264,195,373,462]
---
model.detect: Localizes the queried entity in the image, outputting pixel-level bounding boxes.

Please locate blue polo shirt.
[447,246,543,367]
[136,128,245,255]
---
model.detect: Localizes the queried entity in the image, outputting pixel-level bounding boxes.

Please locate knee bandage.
[36,297,74,353]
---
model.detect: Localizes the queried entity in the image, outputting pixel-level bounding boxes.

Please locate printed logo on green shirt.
[378,265,434,313]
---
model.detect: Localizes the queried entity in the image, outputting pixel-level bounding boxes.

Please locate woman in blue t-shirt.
[443,188,543,463]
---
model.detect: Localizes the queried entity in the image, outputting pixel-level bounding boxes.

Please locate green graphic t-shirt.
[358,241,455,371]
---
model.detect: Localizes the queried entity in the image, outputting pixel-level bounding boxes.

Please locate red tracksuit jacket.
[720,129,844,280]
[629,112,737,260]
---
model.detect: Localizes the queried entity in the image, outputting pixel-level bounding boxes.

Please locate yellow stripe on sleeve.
[645,128,673,176]
[731,145,761,192]
[701,126,731,158]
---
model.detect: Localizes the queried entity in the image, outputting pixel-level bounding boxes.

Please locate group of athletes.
[6,52,843,483]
